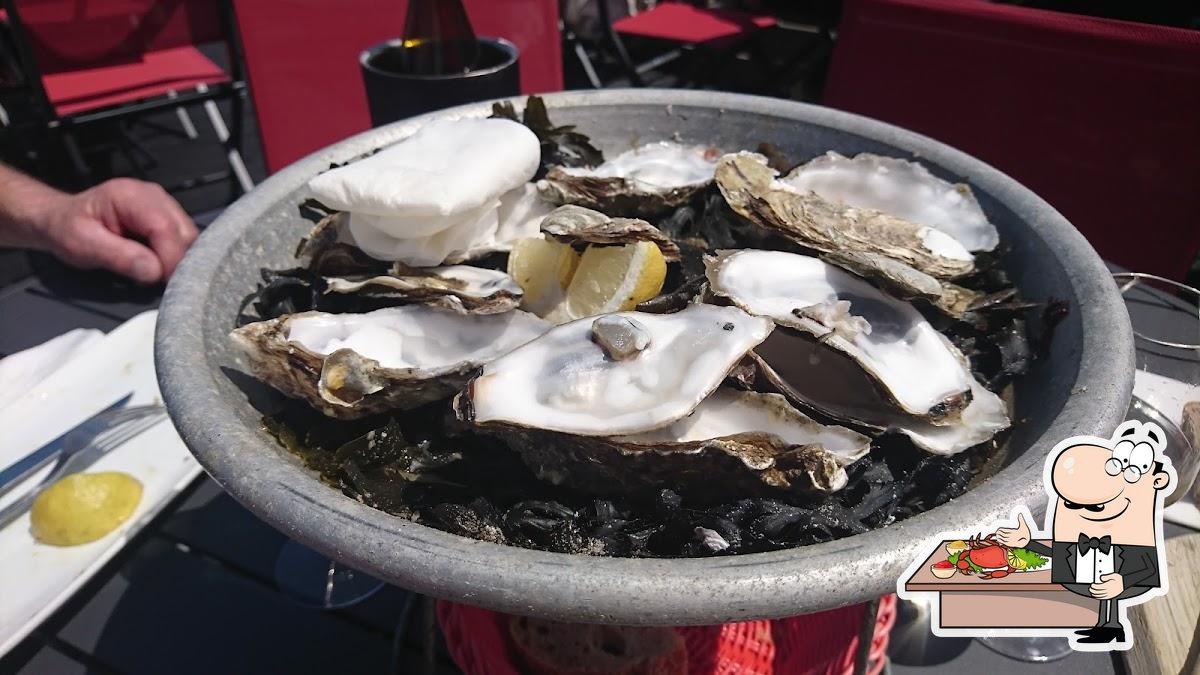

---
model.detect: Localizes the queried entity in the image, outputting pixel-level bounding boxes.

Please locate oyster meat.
[781,152,999,252]
[706,249,972,422]
[323,264,523,314]
[307,118,552,266]
[458,304,774,436]
[541,141,719,217]
[540,205,681,262]
[751,332,1009,455]
[232,306,549,419]
[715,152,975,279]
[494,389,872,500]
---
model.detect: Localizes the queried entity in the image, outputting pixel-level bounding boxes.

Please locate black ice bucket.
[359,36,520,127]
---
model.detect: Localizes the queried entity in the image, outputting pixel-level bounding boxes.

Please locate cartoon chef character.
[996,420,1174,646]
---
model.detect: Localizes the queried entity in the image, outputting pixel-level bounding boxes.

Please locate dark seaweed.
[237,268,325,325]
[491,96,604,177]
[262,396,990,558]
[236,268,415,324]
[298,198,336,225]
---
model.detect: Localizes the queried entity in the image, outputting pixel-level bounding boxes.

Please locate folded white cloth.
[345,183,550,266]
[307,117,543,267]
[0,329,104,413]
[307,118,540,224]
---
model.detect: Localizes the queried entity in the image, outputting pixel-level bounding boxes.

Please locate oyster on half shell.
[781,152,999,253]
[456,304,773,436]
[706,249,973,422]
[232,306,549,419]
[540,205,681,262]
[323,264,523,314]
[823,250,979,318]
[540,141,719,217]
[750,330,1010,455]
[486,388,872,500]
[715,152,975,279]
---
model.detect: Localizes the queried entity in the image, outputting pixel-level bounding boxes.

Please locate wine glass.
[1117,272,1200,500]
[978,272,1199,663]
[273,539,385,609]
[976,634,1072,662]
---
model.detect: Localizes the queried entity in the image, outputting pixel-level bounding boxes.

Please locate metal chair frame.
[0,0,253,196]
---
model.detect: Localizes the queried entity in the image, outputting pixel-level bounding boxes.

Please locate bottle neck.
[400,0,478,76]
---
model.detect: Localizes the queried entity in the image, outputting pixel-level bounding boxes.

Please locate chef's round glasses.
[1104,457,1146,483]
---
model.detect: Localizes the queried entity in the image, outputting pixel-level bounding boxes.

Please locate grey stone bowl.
[155,89,1133,625]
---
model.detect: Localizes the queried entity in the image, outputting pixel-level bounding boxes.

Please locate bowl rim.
[156,88,1133,624]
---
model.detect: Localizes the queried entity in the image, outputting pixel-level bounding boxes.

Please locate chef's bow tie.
[1078,534,1112,555]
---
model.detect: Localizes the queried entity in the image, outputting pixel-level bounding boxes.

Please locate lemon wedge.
[507,237,580,315]
[552,241,667,322]
[30,472,143,546]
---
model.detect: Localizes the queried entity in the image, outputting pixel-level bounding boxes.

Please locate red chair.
[231,0,563,175]
[599,1,777,86]
[3,0,252,193]
[823,0,1200,280]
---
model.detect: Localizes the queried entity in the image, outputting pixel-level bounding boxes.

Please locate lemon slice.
[1007,549,1027,570]
[507,237,580,315]
[31,472,143,546]
[554,241,667,322]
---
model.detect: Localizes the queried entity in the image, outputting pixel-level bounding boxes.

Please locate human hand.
[36,178,197,283]
[1090,572,1124,599]
[995,512,1031,548]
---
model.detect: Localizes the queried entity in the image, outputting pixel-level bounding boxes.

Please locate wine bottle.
[400,0,479,76]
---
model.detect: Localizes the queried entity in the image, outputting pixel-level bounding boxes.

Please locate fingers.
[59,218,164,283]
[1016,512,1027,529]
[1088,580,1119,599]
[1099,572,1118,582]
[99,179,197,278]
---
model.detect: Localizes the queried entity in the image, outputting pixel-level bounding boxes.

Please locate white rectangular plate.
[0,311,202,656]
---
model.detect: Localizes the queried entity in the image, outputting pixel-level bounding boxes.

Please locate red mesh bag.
[438,594,896,675]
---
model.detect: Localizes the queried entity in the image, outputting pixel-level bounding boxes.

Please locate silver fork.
[0,404,166,531]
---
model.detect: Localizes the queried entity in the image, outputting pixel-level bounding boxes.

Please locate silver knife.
[0,393,133,499]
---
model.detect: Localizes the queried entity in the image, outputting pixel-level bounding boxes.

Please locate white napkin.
[0,329,104,413]
[307,118,540,221]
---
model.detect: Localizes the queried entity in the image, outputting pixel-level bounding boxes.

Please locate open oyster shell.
[295,212,381,276]
[706,249,973,422]
[456,304,774,436]
[715,152,975,279]
[822,250,979,318]
[541,205,681,262]
[323,264,523,314]
[750,330,1010,455]
[484,389,871,500]
[781,152,999,252]
[231,306,549,419]
[540,142,719,217]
